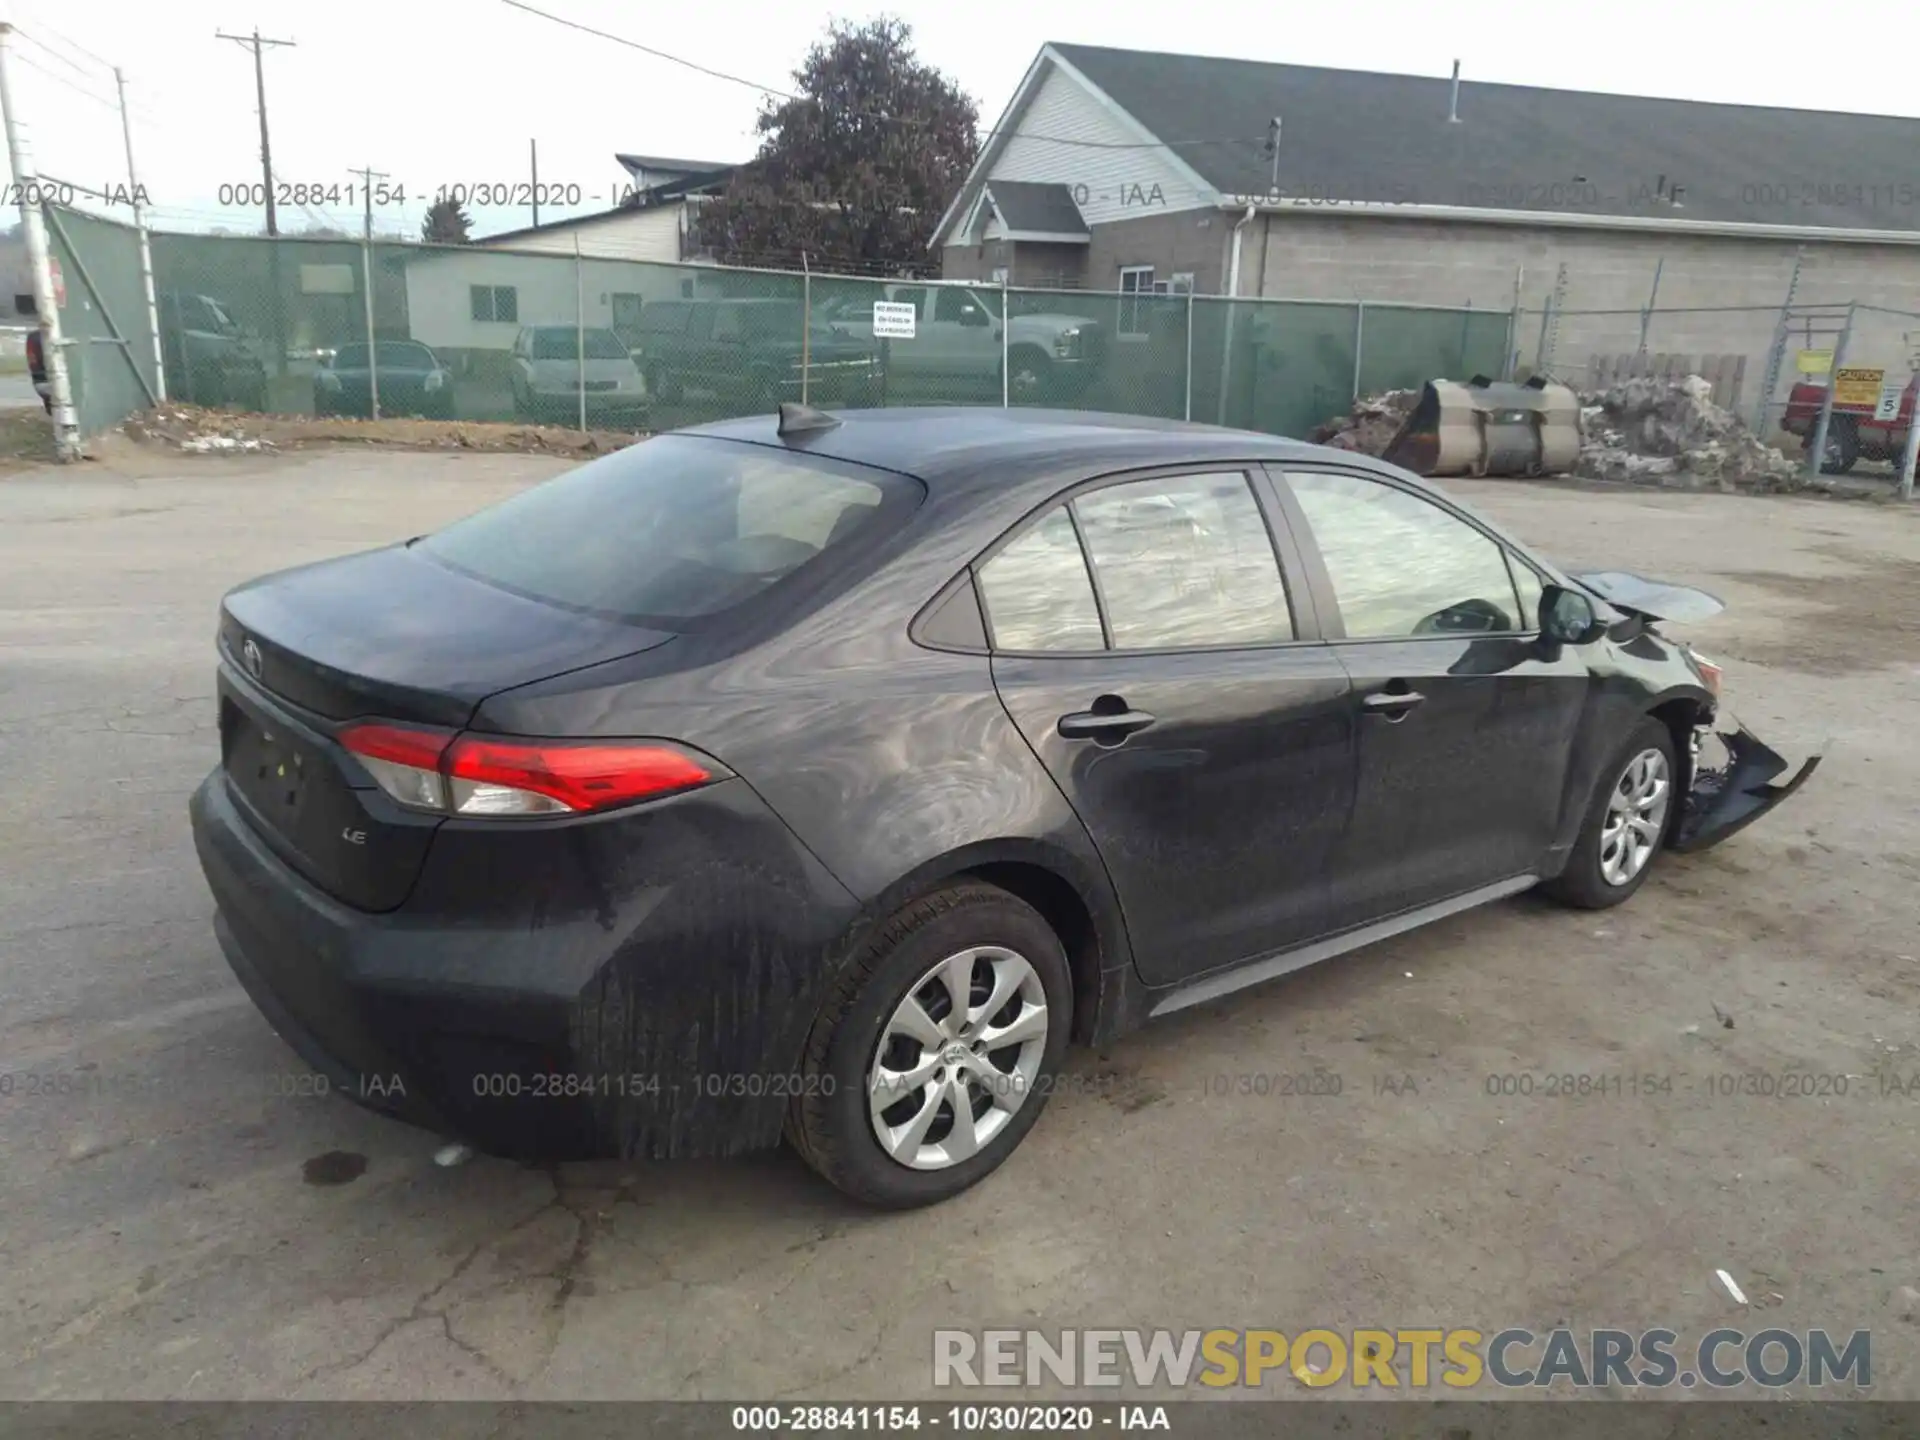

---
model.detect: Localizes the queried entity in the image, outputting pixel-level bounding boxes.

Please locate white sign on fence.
[872,300,917,339]
[1876,378,1906,422]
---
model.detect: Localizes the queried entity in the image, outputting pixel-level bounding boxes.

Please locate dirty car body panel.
[188,409,1817,1164]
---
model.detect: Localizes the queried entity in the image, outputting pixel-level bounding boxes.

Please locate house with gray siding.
[934,44,1920,388]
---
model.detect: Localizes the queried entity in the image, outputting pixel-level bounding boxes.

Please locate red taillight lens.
[27,330,42,368]
[338,722,712,818]
[445,737,711,816]
[340,722,455,812]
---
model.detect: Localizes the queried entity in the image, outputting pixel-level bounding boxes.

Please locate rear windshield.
[420,435,918,623]
[532,328,629,360]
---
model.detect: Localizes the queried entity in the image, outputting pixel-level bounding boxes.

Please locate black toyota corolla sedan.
[189,405,1817,1207]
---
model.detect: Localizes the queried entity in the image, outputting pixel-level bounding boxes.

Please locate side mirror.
[1541,584,1607,645]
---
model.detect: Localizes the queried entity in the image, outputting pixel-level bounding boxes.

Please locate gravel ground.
[0,447,1916,1402]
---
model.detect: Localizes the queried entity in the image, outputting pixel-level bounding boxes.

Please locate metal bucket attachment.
[1382,376,1581,478]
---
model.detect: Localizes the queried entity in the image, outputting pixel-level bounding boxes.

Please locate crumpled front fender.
[1669,724,1824,855]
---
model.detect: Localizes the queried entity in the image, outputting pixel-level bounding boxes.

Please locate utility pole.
[0,24,80,459]
[115,66,166,402]
[530,138,540,228]
[349,164,389,420]
[216,29,296,236]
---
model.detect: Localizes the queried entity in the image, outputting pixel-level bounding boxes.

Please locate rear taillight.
[339,723,714,818]
[26,330,42,368]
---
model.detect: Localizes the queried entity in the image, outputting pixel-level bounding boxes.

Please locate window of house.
[976,506,1104,653]
[1073,473,1293,649]
[1168,272,1196,296]
[1118,266,1155,337]
[470,284,518,323]
[1286,470,1525,639]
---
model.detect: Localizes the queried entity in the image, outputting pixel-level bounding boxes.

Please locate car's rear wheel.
[1541,717,1677,909]
[786,882,1071,1208]
[1820,417,1860,474]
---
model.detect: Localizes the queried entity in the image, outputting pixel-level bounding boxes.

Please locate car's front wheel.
[787,882,1071,1208]
[1542,717,1677,909]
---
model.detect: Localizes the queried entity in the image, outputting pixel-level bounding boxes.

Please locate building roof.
[1047,43,1920,233]
[984,180,1089,238]
[615,153,739,177]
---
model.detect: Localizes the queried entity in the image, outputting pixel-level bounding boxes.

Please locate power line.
[10,4,116,75]
[498,0,1265,154]
[9,48,119,110]
[13,27,102,83]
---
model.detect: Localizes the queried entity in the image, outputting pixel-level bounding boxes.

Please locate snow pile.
[1576,375,1810,491]
[1310,389,1419,457]
[180,433,268,454]
[125,407,277,455]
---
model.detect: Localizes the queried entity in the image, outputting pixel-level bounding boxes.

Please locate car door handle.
[1362,689,1426,717]
[1057,707,1156,741]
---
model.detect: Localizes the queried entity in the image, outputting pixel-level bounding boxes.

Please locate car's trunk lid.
[217,542,674,910]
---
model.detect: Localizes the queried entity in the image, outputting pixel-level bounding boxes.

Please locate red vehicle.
[26,327,50,413]
[1781,373,1918,473]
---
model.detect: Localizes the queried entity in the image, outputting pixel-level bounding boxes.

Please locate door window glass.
[1506,554,1545,630]
[977,506,1104,652]
[1072,473,1293,649]
[1288,470,1523,638]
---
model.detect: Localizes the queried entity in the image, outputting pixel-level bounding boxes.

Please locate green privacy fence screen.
[42,206,160,438]
[48,207,1513,441]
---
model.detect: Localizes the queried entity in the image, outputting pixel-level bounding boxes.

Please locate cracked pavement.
[1,448,1917,1399]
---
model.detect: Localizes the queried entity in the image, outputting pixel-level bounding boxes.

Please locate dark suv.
[159,292,270,411]
[635,297,881,410]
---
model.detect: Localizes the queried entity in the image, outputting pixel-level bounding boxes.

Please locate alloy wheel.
[867,945,1049,1170]
[1600,747,1671,886]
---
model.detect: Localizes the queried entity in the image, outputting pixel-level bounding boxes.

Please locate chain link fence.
[1514,297,1920,483]
[41,204,1515,444]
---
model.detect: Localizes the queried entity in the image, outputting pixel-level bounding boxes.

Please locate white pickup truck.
[828,283,1107,403]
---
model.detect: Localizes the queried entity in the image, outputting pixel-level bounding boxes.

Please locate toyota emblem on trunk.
[242,637,263,679]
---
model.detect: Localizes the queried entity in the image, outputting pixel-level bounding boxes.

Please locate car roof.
[677,406,1384,499]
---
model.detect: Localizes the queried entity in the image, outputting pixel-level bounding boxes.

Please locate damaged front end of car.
[1571,568,1823,855]
[1671,723,1824,854]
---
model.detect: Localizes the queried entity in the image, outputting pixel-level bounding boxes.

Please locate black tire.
[786,882,1072,1209]
[645,363,681,404]
[1820,417,1860,475]
[1541,717,1678,910]
[1004,346,1052,405]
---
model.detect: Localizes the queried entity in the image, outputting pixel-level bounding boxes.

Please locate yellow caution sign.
[1833,366,1885,406]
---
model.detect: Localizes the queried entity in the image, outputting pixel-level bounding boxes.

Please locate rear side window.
[977,507,1103,652]
[421,435,917,624]
[1073,473,1292,648]
[977,473,1294,653]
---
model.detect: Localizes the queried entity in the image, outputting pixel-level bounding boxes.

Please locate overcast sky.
[7,0,1919,241]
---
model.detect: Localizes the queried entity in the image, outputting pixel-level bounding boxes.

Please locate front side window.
[976,506,1103,653]
[1073,473,1293,649]
[1287,470,1524,638]
[1507,554,1546,631]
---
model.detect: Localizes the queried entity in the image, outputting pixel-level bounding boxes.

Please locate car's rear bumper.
[189,766,861,1159]
[1670,723,1822,854]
